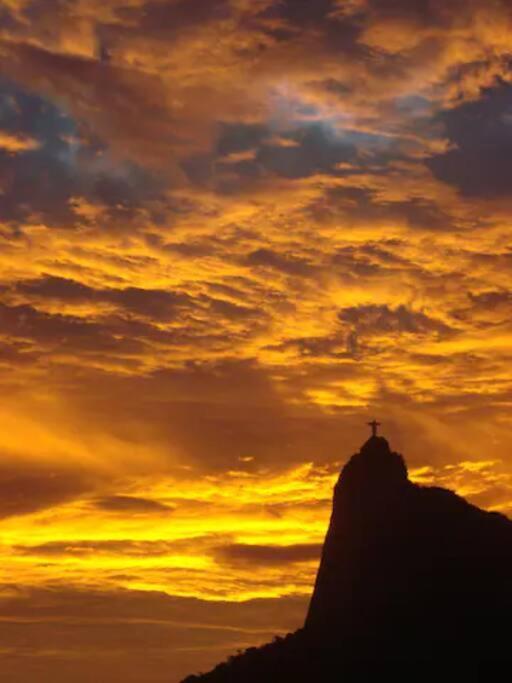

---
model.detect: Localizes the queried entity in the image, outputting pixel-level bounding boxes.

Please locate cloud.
[204,296,262,321]
[92,495,174,514]
[451,290,512,326]
[246,248,315,277]
[427,83,512,197]
[338,304,452,336]
[0,463,90,519]
[132,0,233,39]
[0,584,307,683]
[12,275,190,320]
[14,539,177,557]
[215,543,323,566]
[0,77,164,231]
[0,130,40,153]
[0,300,149,355]
[256,123,358,179]
[265,334,349,359]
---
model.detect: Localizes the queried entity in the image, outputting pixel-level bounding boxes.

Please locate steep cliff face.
[182,437,512,682]
[306,435,512,658]
[305,435,410,634]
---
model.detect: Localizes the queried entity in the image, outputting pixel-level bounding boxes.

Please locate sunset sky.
[1,0,512,680]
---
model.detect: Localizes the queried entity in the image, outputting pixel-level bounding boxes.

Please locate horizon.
[1,1,512,681]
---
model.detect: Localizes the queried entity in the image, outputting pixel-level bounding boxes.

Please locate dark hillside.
[183,436,512,681]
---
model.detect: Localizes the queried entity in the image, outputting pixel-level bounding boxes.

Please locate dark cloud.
[468,290,512,308]
[68,360,291,469]
[365,0,469,24]
[8,275,261,334]
[215,543,322,566]
[0,584,307,682]
[205,297,262,321]
[104,286,189,320]
[49,359,368,471]
[0,301,149,355]
[256,0,365,55]
[158,240,217,259]
[339,304,451,336]
[246,249,315,277]
[14,539,177,557]
[386,198,454,232]
[14,275,95,302]
[0,281,217,359]
[215,123,268,158]
[0,339,37,366]
[330,245,388,279]
[265,335,349,359]
[257,123,357,179]
[0,583,307,631]
[0,78,160,226]
[451,290,512,326]
[0,464,90,519]
[92,495,174,514]
[321,187,455,232]
[260,0,336,26]
[428,83,512,197]
[0,37,231,176]
[216,122,360,181]
[189,120,364,189]
[123,0,232,37]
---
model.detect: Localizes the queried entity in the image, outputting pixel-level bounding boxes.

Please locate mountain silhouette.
[182,435,512,681]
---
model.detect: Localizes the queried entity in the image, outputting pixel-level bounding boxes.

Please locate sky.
[1,0,512,680]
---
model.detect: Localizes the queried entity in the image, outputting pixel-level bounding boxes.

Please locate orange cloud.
[0,130,40,153]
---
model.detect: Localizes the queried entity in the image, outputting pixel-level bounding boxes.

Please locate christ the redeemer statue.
[367,420,381,437]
